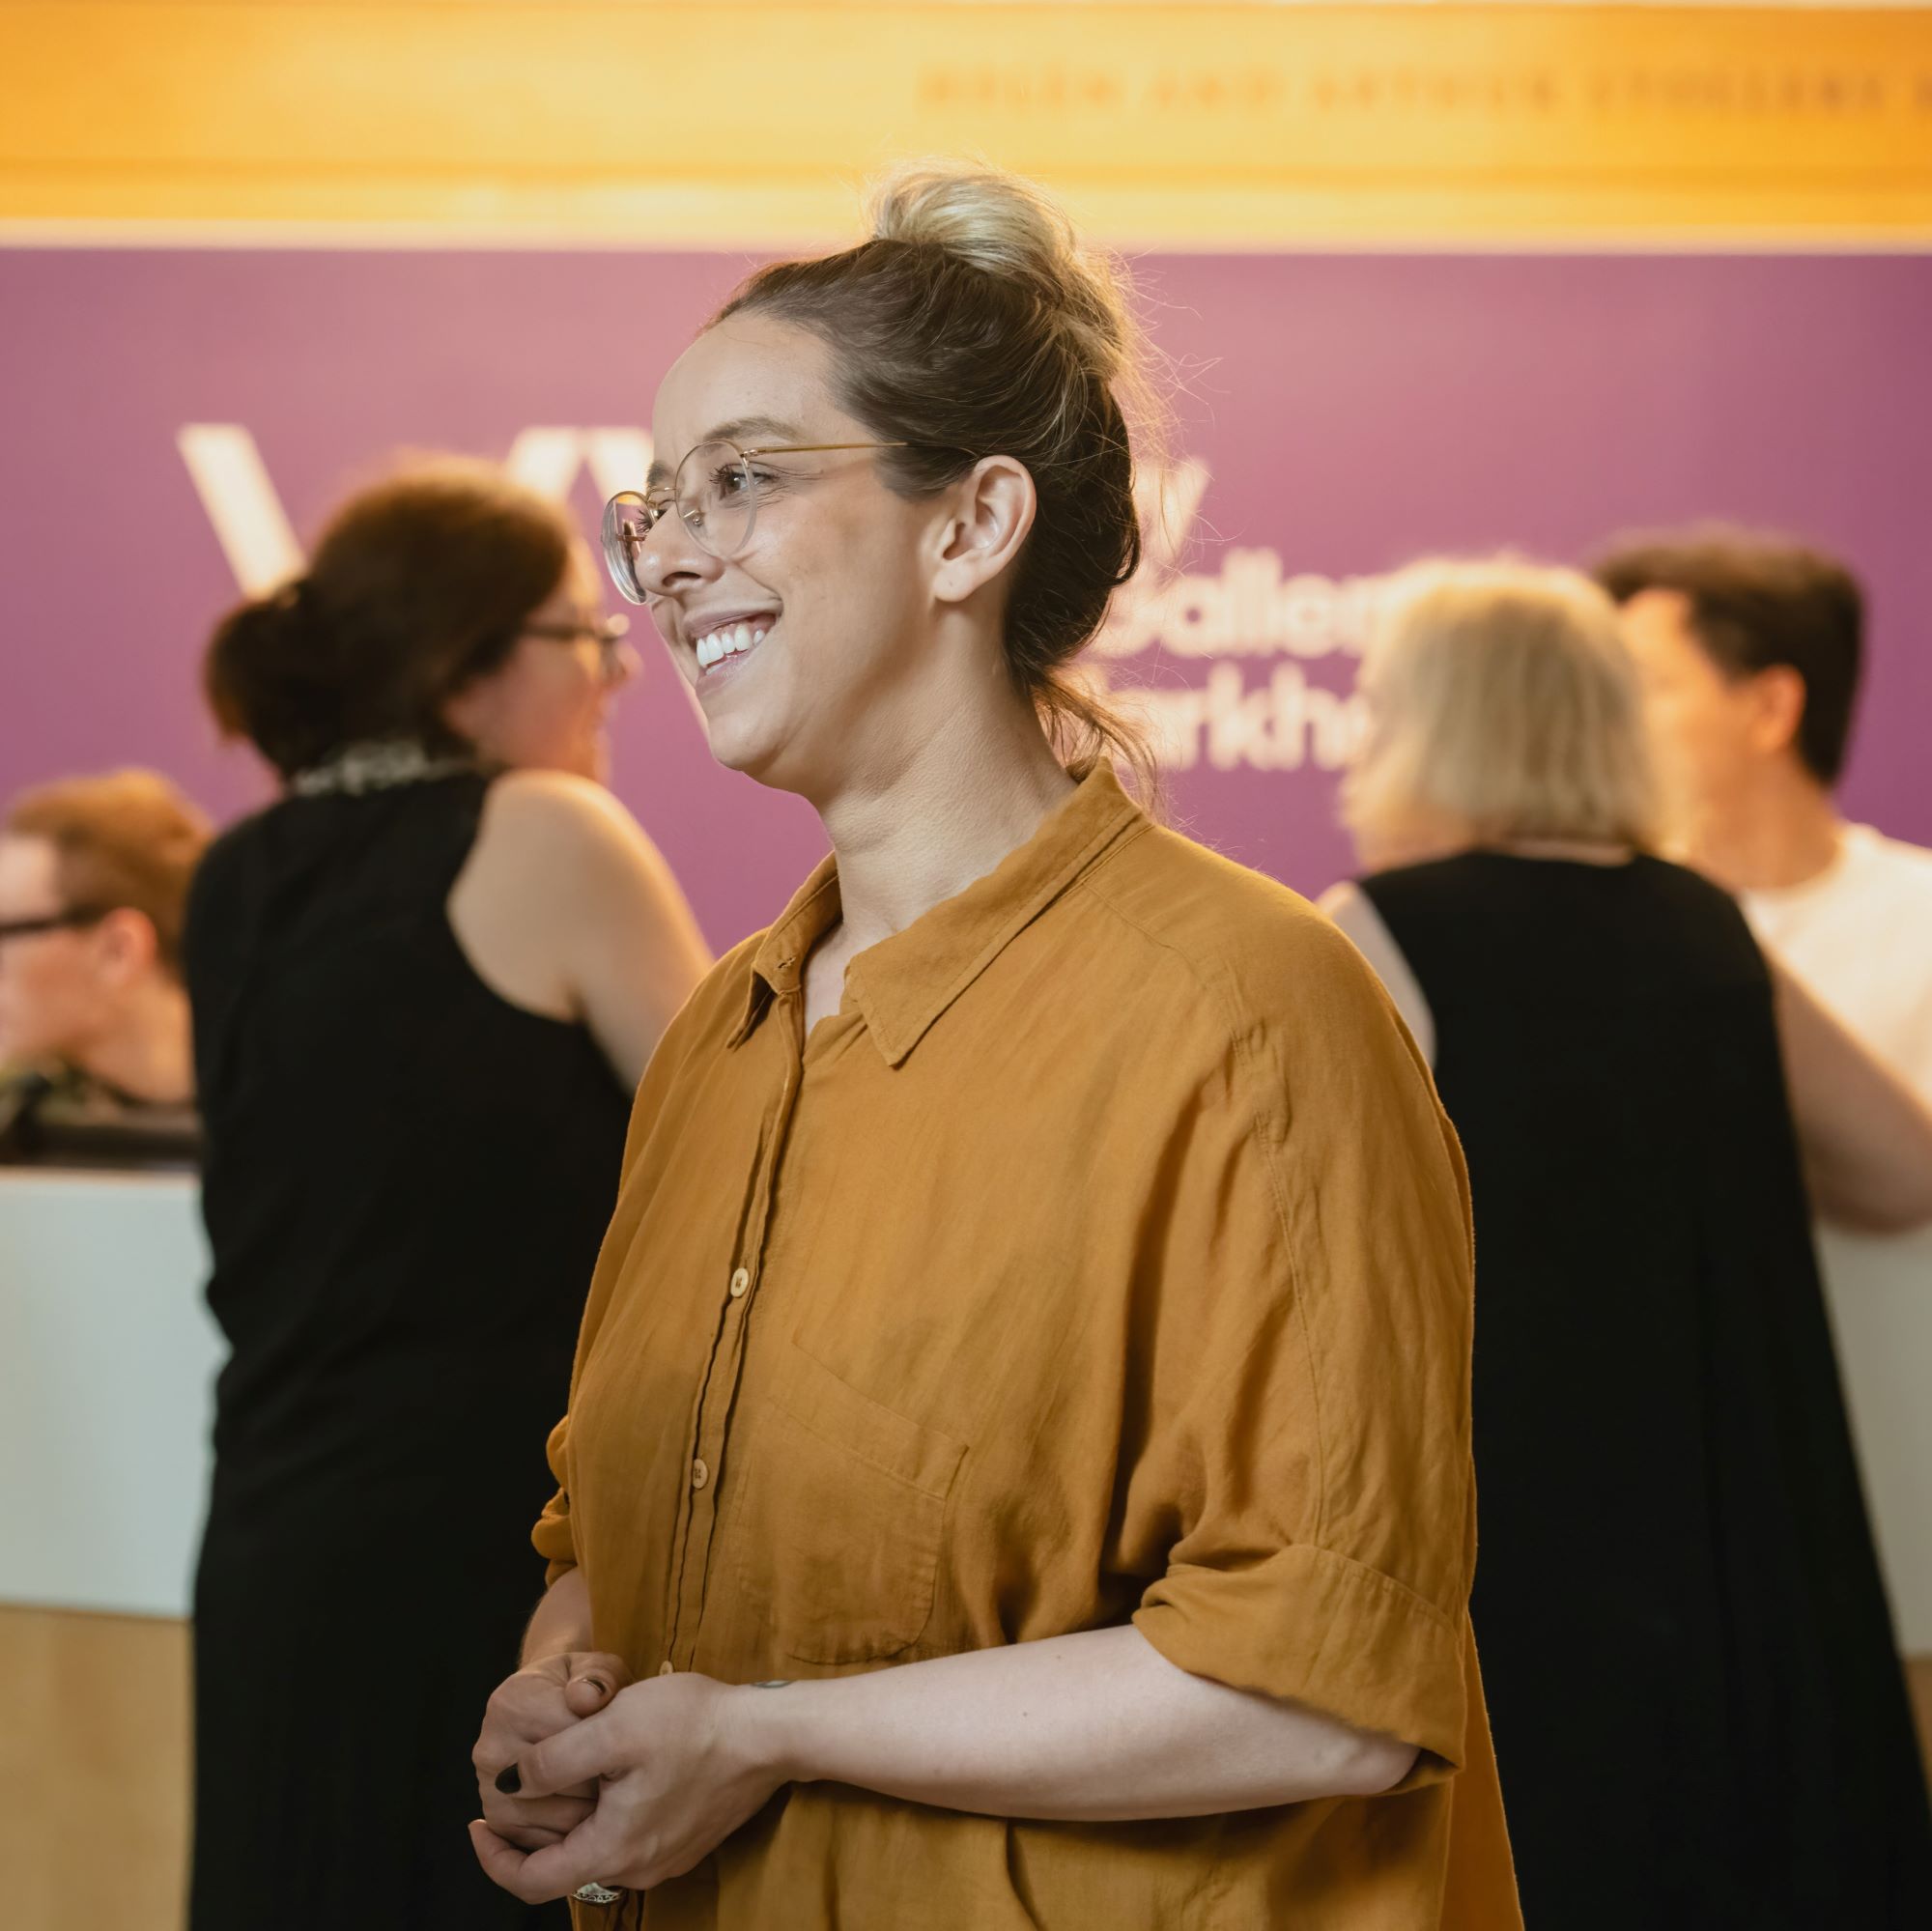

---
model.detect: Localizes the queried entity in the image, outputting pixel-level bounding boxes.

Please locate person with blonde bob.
[1324,559,1932,1930]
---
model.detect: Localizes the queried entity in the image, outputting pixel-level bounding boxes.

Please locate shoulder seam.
[1068,861,1333,1550]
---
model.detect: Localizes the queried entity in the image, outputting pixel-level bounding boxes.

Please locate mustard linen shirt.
[535,767,1520,1929]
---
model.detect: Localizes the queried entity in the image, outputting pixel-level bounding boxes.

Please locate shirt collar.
[730,765,1147,1065]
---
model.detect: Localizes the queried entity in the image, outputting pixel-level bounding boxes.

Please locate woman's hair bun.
[867,162,1129,383]
[201,461,575,780]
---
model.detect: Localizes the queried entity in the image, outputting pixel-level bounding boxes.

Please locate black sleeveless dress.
[1359,852,1932,1929]
[184,773,633,1931]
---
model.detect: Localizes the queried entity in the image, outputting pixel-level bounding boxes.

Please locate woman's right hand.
[473,1650,632,1849]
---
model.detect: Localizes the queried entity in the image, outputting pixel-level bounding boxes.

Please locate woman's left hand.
[468,1673,789,1903]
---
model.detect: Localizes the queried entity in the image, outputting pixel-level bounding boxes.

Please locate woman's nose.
[639,517,722,598]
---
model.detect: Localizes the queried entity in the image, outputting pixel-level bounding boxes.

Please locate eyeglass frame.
[519,611,633,676]
[0,905,115,946]
[602,440,961,602]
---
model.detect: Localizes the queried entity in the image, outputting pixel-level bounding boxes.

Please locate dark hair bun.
[201,460,575,781]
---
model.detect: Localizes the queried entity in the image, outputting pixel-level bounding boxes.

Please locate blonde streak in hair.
[1524,606,1590,836]
[1342,580,1427,851]
[1580,630,1630,841]
[1452,606,1532,841]
[1567,585,1652,845]
[1343,593,1453,860]
[871,161,1139,406]
[1377,571,1525,846]
[1601,630,1663,847]
[1559,571,1655,844]
[1527,592,1606,841]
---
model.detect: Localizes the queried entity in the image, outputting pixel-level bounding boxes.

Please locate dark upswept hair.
[715,163,1159,797]
[1591,524,1865,786]
[203,458,576,781]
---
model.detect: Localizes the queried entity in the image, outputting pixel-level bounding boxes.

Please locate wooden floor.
[0,1604,192,1930]
[1,1604,1929,1930]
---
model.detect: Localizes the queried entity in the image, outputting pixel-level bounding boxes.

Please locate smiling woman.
[469,164,1520,1931]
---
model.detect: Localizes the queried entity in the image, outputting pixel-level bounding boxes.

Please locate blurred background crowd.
[3,3,1931,1925]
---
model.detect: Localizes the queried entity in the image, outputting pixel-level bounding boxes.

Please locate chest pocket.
[727,1346,966,1664]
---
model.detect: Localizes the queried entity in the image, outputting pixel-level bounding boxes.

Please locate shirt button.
[691,1458,709,1490]
[729,1267,751,1299]
[658,1661,674,1677]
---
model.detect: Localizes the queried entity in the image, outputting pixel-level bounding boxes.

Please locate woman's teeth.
[693,621,769,672]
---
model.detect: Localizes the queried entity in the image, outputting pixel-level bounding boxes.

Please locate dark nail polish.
[495,1764,522,1795]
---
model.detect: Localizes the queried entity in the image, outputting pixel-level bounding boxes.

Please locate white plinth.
[0,1170,223,1617]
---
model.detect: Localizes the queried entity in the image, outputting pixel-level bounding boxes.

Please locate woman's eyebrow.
[647,416,809,487]
[712,414,807,445]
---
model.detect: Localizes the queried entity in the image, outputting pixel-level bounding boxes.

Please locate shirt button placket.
[668,1046,796,1677]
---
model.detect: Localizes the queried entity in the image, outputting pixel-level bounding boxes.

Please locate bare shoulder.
[474,769,656,871]
[450,773,708,1048]
[455,770,691,947]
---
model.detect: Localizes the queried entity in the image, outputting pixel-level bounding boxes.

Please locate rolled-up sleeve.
[1128,919,1478,1778]
[531,1414,577,1584]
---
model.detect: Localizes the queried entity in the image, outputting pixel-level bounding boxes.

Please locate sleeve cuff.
[532,1490,577,1587]
[1133,1541,1468,1776]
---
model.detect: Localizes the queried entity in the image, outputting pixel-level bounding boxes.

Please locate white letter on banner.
[583,430,655,502]
[503,428,589,500]
[177,425,305,595]
[503,428,653,503]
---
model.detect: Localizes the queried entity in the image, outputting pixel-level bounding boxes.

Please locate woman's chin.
[702,713,810,793]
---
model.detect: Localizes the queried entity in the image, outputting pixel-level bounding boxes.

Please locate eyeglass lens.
[601,440,758,604]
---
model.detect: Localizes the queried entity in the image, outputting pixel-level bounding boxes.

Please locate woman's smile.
[684,609,779,682]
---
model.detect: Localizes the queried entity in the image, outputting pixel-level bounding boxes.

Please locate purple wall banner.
[4,248,1928,951]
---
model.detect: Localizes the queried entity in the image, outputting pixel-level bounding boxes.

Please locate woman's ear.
[440,675,497,761]
[930,458,1037,608]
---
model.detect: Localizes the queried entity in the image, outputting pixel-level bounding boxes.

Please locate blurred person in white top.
[1598,525,1932,1658]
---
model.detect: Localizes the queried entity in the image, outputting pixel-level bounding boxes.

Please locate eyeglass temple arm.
[738,442,913,457]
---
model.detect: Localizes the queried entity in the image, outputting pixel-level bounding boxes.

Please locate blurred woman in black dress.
[185,461,710,1931]
[1321,559,1932,1930]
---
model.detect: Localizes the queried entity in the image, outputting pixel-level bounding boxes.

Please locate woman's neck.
[815,701,1078,955]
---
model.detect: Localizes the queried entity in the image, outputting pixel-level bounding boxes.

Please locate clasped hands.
[470,1651,791,1903]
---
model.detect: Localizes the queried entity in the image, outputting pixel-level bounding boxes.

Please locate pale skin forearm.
[520,1568,596,1668]
[743,1625,1417,1820]
[480,1612,1424,1900]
